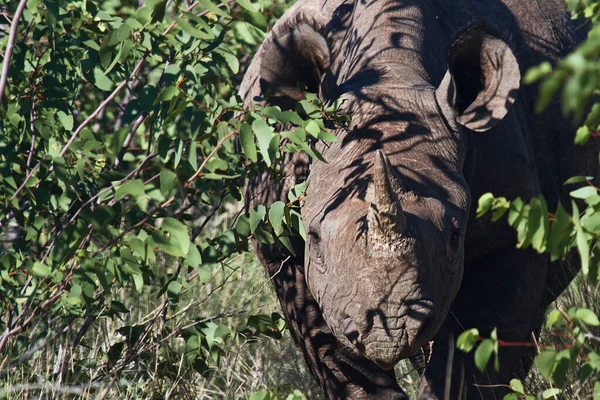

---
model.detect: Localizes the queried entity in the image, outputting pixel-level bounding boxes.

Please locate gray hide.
[241,0,599,398]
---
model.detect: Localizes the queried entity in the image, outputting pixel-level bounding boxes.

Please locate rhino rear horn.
[435,23,520,132]
[368,151,407,240]
[259,23,331,109]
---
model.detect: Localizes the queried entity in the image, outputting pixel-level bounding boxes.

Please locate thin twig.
[58,53,149,159]
[192,190,227,241]
[11,317,74,368]
[0,383,98,397]
[186,131,236,185]
[113,111,148,169]
[0,0,27,105]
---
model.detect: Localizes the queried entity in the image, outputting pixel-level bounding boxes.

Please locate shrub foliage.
[0,0,339,397]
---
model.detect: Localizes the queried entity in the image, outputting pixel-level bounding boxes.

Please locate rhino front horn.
[368,151,407,241]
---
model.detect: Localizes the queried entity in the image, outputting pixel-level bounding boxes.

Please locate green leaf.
[250,205,266,233]
[564,175,594,184]
[253,119,274,166]
[523,61,552,84]
[91,205,116,229]
[240,122,257,162]
[542,388,561,399]
[235,0,257,12]
[305,120,321,137]
[31,261,51,277]
[186,245,202,268]
[289,180,310,202]
[161,218,190,256]
[268,201,286,236]
[575,125,591,145]
[573,202,590,275]
[115,179,145,200]
[289,210,306,240]
[477,193,494,218]
[160,169,178,196]
[262,107,304,125]
[93,67,114,91]
[132,274,144,293]
[151,0,167,22]
[536,350,557,379]
[508,379,524,394]
[318,129,338,142]
[159,86,180,102]
[249,390,273,400]
[547,203,572,261]
[175,16,212,39]
[152,230,186,258]
[218,49,240,74]
[278,236,296,256]
[111,301,129,314]
[198,263,214,283]
[474,339,494,372]
[528,197,548,252]
[594,381,600,400]
[457,328,479,353]
[570,186,597,199]
[167,280,182,305]
[546,309,563,328]
[136,7,152,25]
[183,11,215,39]
[199,0,230,18]
[575,307,600,326]
[57,111,74,131]
[243,10,267,31]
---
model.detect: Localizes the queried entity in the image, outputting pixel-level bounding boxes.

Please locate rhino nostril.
[416,314,436,342]
[342,317,366,352]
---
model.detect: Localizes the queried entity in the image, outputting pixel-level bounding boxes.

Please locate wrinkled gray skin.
[240,0,599,399]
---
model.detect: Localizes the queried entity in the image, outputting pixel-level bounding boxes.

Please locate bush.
[0,0,334,397]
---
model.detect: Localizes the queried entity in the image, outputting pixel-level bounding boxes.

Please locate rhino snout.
[340,300,437,368]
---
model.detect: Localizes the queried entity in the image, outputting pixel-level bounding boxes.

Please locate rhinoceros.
[240,0,598,398]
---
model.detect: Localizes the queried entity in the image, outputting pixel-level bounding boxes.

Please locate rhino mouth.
[340,299,437,368]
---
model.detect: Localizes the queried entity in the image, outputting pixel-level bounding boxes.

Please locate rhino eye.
[309,231,326,273]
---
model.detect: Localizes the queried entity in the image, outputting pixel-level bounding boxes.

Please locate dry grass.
[3,248,597,400]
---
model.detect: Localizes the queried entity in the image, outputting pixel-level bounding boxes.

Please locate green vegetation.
[0,0,337,397]
[3,0,600,398]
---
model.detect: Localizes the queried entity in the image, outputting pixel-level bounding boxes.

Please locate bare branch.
[0,0,27,105]
[58,52,149,159]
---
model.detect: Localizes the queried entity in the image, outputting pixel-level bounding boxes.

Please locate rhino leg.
[418,248,547,400]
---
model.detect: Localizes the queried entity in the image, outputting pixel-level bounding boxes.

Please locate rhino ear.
[259,23,331,110]
[435,24,520,132]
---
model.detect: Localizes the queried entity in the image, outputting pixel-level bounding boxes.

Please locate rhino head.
[244,3,520,370]
[304,147,468,370]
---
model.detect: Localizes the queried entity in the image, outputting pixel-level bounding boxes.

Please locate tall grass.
[1,247,325,399]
